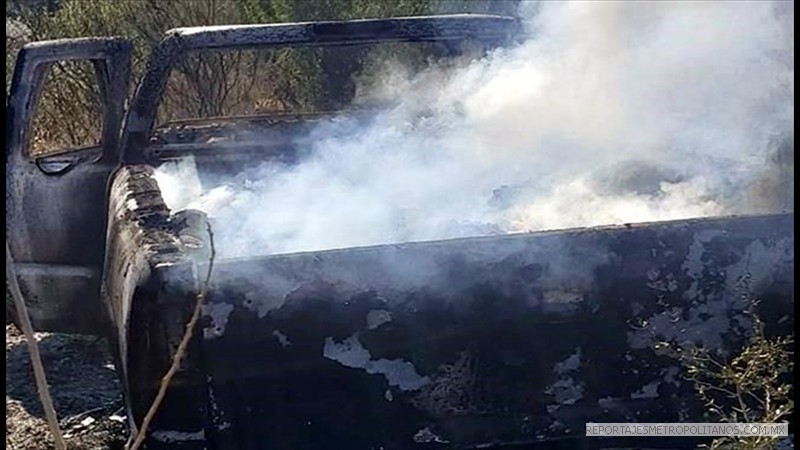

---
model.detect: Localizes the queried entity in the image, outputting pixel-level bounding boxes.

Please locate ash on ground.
[5,324,127,450]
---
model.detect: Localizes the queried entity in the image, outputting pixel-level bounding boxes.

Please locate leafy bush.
[655,301,794,450]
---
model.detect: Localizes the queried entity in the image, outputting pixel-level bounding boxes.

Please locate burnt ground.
[5,324,127,450]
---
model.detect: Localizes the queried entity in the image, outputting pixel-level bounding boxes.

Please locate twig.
[6,242,67,450]
[129,223,216,450]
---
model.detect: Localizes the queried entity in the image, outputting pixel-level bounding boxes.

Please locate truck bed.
[108,166,794,449]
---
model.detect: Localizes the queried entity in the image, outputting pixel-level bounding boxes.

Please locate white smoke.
[156,1,793,258]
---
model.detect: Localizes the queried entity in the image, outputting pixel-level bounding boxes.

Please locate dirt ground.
[5,324,128,450]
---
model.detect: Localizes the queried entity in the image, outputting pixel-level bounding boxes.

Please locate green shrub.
[655,301,794,450]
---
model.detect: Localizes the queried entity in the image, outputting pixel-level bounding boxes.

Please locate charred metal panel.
[102,165,184,340]
[121,15,521,163]
[138,213,792,449]
[101,165,201,441]
[172,14,521,50]
[6,37,132,333]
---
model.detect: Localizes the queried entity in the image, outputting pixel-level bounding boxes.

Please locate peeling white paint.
[370,358,429,390]
[631,380,660,399]
[546,347,584,409]
[366,309,393,330]
[683,230,726,282]
[629,233,791,353]
[542,290,583,313]
[546,377,584,405]
[323,334,430,391]
[663,366,681,387]
[324,335,371,367]
[413,427,448,444]
[598,396,622,410]
[627,300,736,351]
[126,198,139,210]
[242,290,284,318]
[724,238,793,293]
[554,347,581,374]
[151,429,205,443]
[202,302,235,339]
[272,330,291,347]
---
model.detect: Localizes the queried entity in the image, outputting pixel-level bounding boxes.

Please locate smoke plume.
[156,1,794,258]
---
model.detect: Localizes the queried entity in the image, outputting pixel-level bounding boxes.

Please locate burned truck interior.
[6,13,794,450]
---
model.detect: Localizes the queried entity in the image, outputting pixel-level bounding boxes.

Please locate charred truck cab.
[6,15,794,450]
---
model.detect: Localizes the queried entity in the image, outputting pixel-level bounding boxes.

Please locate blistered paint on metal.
[628,230,793,352]
[242,290,286,318]
[148,213,792,448]
[323,334,430,391]
[541,290,583,313]
[413,427,449,444]
[366,309,392,329]
[630,380,660,399]
[202,302,235,339]
[151,429,205,443]
[554,347,581,374]
[207,376,231,432]
[272,329,291,347]
[546,347,584,411]
[724,237,793,292]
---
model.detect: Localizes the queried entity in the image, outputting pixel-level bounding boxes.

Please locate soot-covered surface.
[134,213,792,449]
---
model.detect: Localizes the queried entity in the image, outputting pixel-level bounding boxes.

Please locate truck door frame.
[6,37,133,333]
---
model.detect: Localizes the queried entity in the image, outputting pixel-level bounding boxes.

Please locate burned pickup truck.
[6,14,794,450]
